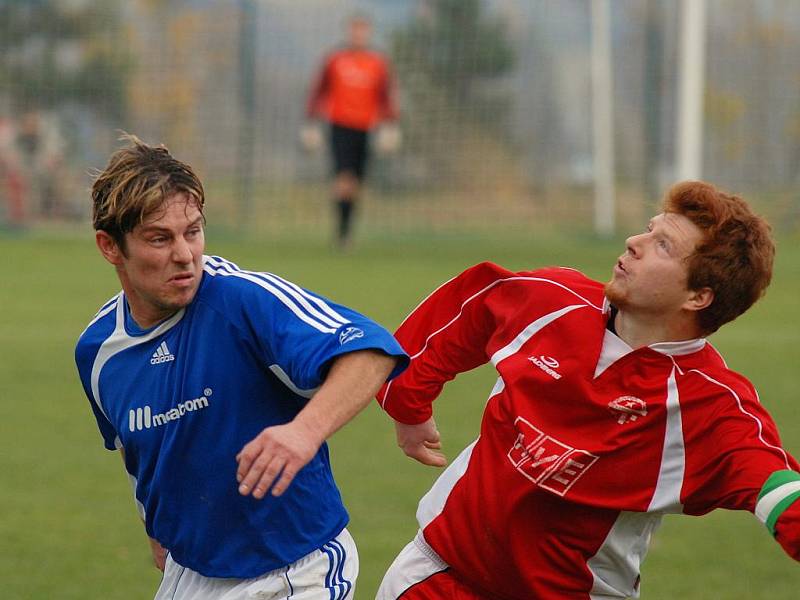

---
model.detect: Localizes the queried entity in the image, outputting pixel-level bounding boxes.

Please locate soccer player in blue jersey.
[74,135,407,599]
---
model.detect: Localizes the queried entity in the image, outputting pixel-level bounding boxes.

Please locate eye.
[186,227,202,238]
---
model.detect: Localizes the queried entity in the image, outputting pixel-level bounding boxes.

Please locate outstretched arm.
[377,262,521,468]
[236,349,398,499]
[378,262,516,425]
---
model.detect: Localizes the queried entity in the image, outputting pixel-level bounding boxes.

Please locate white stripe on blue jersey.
[126,471,147,520]
[203,256,349,334]
[205,255,348,328]
[89,301,185,421]
[269,364,319,398]
[254,271,345,330]
[203,265,336,334]
[263,271,348,325]
[80,292,121,336]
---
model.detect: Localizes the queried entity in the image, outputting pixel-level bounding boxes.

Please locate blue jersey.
[74,255,407,578]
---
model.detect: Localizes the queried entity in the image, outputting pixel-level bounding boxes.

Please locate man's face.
[605,212,705,316]
[349,18,372,48]
[98,192,205,328]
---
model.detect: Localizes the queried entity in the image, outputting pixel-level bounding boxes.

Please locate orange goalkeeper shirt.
[307,47,397,131]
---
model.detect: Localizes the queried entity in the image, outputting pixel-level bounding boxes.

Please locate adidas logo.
[150,341,175,365]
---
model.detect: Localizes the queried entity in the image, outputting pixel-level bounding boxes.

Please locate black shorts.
[330,124,370,180]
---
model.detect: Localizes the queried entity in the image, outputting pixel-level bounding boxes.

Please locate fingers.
[404,443,448,467]
[237,452,284,499]
[394,418,447,467]
[148,538,167,572]
[237,448,299,499]
[400,437,447,466]
[270,464,299,497]
[235,446,256,485]
[235,424,317,499]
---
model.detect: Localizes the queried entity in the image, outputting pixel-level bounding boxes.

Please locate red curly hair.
[663,181,775,334]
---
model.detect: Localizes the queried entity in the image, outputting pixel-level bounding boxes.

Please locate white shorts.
[376,530,449,600]
[154,528,358,600]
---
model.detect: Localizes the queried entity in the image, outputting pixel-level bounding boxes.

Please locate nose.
[625,233,643,258]
[172,235,194,264]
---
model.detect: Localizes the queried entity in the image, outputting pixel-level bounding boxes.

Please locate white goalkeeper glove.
[375,123,402,155]
[299,122,323,153]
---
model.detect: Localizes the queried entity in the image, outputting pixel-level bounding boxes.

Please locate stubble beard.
[603,278,627,309]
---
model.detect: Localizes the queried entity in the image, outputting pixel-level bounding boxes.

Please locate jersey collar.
[648,338,707,356]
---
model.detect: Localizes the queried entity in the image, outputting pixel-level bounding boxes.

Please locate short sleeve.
[232,271,407,394]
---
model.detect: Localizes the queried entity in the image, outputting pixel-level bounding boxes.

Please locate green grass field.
[2,229,799,599]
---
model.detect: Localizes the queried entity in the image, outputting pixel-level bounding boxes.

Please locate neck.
[117,269,177,330]
[613,308,702,349]
[130,306,175,330]
[127,296,176,330]
[120,284,175,330]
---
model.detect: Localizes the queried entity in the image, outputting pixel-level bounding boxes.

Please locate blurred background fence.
[2,0,800,238]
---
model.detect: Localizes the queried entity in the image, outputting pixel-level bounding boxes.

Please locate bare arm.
[119,448,166,571]
[236,349,398,499]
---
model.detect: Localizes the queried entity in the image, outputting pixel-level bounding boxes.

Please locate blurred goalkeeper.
[303,12,400,250]
[75,134,406,599]
[376,181,800,599]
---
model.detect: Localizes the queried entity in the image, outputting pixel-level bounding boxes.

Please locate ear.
[96,230,125,266]
[683,287,714,312]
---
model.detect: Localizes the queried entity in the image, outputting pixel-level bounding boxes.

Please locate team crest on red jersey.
[608,396,648,424]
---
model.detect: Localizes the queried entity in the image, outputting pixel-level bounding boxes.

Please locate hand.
[395,417,447,467]
[299,122,323,152]
[148,537,167,572]
[236,421,323,499]
[375,123,402,154]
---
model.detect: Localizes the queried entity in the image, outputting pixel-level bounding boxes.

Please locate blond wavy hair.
[91,133,205,250]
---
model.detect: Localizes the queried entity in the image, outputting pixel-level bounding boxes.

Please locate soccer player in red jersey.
[376,181,800,599]
[305,13,399,250]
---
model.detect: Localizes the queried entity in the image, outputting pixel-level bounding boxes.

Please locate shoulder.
[521,265,601,289]
[367,48,392,63]
[324,46,355,65]
[678,355,792,464]
[678,347,767,415]
[200,255,341,330]
[75,293,121,366]
[200,255,286,306]
[463,262,604,305]
[680,343,754,393]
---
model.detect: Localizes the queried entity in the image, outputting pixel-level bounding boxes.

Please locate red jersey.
[378,262,800,600]
[306,47,397,131]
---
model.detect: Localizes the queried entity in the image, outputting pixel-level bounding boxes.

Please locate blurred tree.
[387,0,520,194]
[392,0,515,100]
[0,0,131,118]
